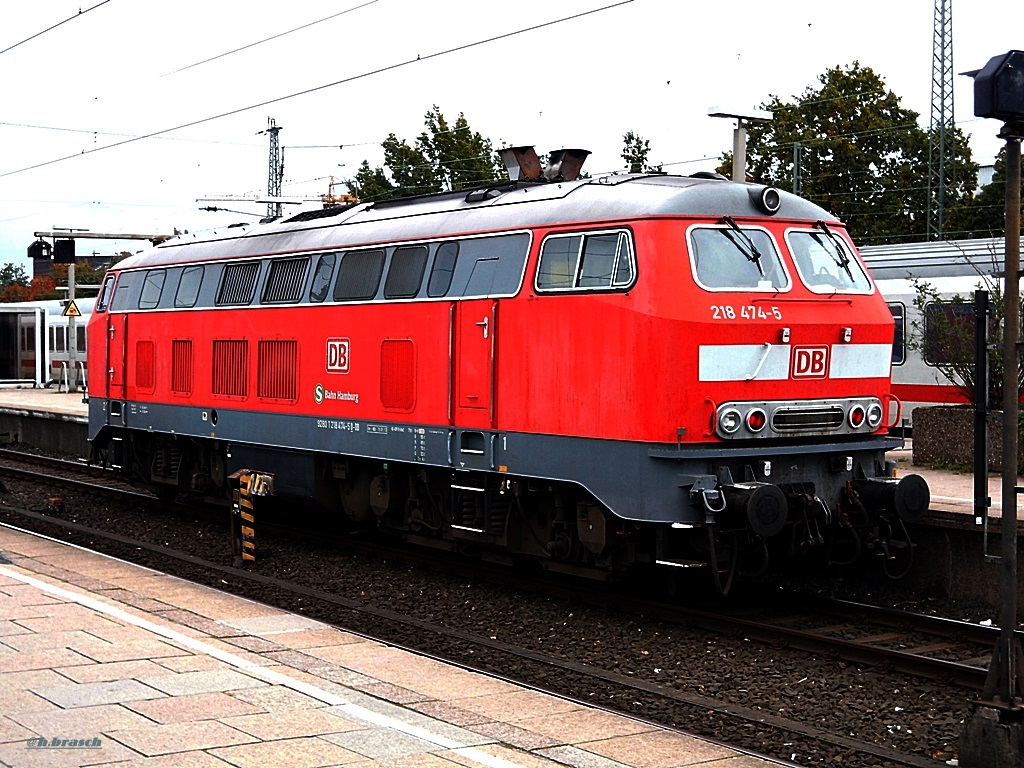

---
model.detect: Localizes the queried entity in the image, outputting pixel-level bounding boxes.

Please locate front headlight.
[720,408,742,435]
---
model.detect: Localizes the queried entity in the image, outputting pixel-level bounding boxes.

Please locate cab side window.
[536,230,636,292]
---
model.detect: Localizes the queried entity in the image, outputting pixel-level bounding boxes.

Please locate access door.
[454,299,496,428]
[105,311,127,405]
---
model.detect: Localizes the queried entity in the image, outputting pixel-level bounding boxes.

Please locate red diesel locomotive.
[87,147,929,594]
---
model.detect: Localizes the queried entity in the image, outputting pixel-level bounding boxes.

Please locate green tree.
[347,159,396,202]
[945,145,1024,239]
[722,63,977,244]
[381,132,441,197]
[49,262,105,295]
[0,264,29,292]
[418,105,503,190]
[621,131,662,174]
[0,263,30,300]
[348,106,502,201]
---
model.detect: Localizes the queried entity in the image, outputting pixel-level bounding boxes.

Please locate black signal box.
[973,50,1024,122]
[27,239,51,260]
[54,238,76,264]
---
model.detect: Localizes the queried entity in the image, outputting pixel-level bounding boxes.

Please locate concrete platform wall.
[905,514,1024,615]
[0,409,89,458]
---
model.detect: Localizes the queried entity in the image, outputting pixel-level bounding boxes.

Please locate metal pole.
[68,262,76,390]
[732,120,747,182]
[998,124,1022,706]
[981,122,1024,713]
[975,289,990,528]
[792,141,802,196]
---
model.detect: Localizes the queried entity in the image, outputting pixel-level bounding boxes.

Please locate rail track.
[0,450,972,767]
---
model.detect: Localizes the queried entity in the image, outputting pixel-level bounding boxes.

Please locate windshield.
[689,226,789,291]
[787,229,872,293]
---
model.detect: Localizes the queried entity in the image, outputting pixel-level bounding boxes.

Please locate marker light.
[746,408,767,433]
[848,404,866,428]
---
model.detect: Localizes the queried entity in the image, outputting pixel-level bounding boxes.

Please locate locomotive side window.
[689,226,789,292]
[537,235,579,289]
[110,272,139,311]
[384,245,428,299]
[536,230,635,292]
[427,242,459,297]
[216,262,260,306]
[888,303,906,365]
[455,233,529,298]
[309,254,335,303]
[579,232,634,288]
[262,256,309,304]
[175,266,204,308]
[787,229,871,293]
[464,258,498,295]
[138,270,166,310]
[334,249,385,301]
[96,274,116,312]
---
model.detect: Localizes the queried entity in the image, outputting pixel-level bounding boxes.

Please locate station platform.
[0,525,779,768]
[0,385,88,421]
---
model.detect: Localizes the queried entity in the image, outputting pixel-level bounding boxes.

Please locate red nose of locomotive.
[686,217,896,443]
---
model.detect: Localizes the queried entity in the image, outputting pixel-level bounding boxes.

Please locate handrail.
[77,360,88,401]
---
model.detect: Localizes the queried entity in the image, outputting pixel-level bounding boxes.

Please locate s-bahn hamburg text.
[85,147,930,596]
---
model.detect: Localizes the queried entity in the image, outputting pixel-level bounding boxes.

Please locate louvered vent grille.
[258,340,298,401]
[772,405,844,432]
[262,258,309,303]
[216,262,259,305]
[171,340,193,395]
[380,339,415,411]
[135,340,155,391]
[213,340,248,397]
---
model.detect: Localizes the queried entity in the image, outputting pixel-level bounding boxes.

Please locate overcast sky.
[1,0,1021,272]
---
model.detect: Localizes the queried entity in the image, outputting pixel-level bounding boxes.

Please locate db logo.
[326,337,350,373]
[792,346,828,378]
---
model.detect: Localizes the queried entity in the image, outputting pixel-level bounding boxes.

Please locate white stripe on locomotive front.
[698,343,891,382]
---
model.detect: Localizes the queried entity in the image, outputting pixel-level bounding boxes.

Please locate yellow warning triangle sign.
[62,300,82,318]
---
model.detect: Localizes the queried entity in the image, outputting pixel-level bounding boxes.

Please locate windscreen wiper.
[720,216,765,278]
[813,220,854,282]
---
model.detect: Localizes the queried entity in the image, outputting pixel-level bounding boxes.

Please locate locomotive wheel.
[340,469,373,523]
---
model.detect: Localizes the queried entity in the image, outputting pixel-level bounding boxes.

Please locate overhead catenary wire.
[163,0,379,76]
[0,1,111,58]
[0,0,634,181]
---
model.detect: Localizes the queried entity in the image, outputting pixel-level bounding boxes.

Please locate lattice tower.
[927,0,954,240]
